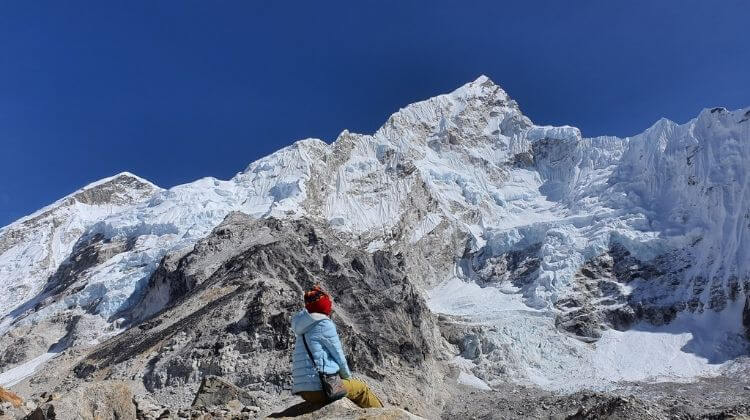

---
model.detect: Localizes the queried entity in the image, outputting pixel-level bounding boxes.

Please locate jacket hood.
[291,309,329,335]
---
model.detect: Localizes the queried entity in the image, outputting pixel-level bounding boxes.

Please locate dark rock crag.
[71,213,449,417]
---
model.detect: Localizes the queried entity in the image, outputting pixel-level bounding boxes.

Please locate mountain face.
[0,173,159,321]
[73,214,449,415]
[1,76,749,415]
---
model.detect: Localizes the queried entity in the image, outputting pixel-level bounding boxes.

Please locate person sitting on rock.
[291,285,383,408]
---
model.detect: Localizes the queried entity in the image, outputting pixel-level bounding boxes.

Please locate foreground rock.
[268,398,424,419]
[192,376,260,410]
[443,377,750,420]
[35,381,134,420]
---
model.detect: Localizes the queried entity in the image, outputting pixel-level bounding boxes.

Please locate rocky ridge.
[61,213,449,417]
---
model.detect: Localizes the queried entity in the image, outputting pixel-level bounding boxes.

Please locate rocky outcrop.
[442,383,750,420]
[554,242,749,342]
[2,381,135,420]
[0,388,27,420]
[0,387,22,408]
[71,214,449,417]
[459,241,542,289]
[191,376,259,409]
[134,390,261,420]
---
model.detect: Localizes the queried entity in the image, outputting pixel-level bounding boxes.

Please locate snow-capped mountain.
[1,76,748,394]
[0,173,160,325]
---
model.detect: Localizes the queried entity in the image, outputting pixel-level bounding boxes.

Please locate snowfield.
[428,277,746,390]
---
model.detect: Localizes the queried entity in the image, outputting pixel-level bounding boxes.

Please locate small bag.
[302,333,348,401]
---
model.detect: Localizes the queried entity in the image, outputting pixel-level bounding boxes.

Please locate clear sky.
[1,1,748,227]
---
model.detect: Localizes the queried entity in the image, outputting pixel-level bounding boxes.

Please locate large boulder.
[192,375,258,408]
[38,381,135,420]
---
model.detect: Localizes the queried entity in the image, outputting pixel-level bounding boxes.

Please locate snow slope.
[429,277,747,390]
[0,352,58,388]
[0,173,159,323]
[1,76,748,390]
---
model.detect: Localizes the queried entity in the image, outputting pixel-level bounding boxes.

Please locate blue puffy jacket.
[291,309,351,394]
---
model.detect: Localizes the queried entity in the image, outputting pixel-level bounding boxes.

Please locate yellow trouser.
[298,378,383,408]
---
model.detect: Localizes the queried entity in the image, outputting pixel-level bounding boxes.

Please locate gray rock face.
[442,382,750,420]
[554,243,750,342]
[72,213,449,417]
[45,234,135,303]
[744,296,750,339]
[0,172,157,268]
[0,173,154,257]
[70,174,156,206]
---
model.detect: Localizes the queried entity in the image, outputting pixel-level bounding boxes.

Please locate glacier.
[0,76,748,391]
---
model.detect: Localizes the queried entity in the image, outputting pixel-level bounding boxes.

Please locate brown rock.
[24,405,55,420]
[0,387,22,408]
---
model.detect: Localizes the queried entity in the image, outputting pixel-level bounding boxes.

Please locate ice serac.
[0,76,749,399]
[430,103,750,389]
[606,108,750,317]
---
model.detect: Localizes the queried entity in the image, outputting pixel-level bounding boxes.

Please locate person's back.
[290,285,382,408]
[291,309,351,392]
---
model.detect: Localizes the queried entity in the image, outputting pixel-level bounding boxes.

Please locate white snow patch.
[458,371,492,390]
[428,278,748,391]
[451,356,492,390]
[0,352,58,388]
[592,299,748,384]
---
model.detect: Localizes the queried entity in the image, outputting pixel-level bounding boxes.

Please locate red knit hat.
[304,285,332,316]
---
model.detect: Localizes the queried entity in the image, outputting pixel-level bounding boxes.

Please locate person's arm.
[320,320,352,379]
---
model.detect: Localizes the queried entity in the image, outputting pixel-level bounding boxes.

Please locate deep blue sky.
[1,1,748,227]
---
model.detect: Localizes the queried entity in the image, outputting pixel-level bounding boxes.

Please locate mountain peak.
[450,74,509,101]
[696,106,750,125]
[470,74,492,85]
[1,172,160,231]
[80,171,160,192]
[68,172,160,206]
